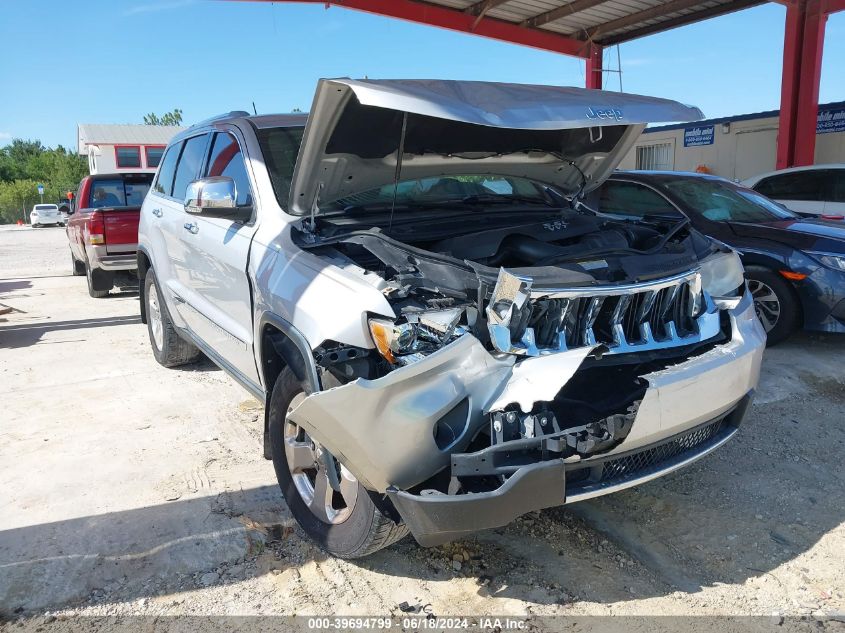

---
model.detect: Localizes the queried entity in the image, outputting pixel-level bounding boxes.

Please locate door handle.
[151,208,163,218]
[183,222,199,234]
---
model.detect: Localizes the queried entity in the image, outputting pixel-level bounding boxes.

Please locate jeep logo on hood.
[586,106,624,122]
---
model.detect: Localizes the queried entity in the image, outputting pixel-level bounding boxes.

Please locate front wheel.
[268,368,408,558]
[143,270,200,367]
[746,267,800,345]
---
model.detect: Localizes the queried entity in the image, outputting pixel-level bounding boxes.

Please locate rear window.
[153,145,180,197]
[35,204,58,211]
[89,177,153,208]
[172,134,209,202]
[754,171,826,201]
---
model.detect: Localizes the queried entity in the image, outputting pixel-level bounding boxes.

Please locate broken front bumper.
[390,394,751,546]
[288,290,765,544]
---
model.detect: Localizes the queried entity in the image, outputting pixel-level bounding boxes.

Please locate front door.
[176,129,260,386]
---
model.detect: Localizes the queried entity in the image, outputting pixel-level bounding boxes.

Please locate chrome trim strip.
[565,426,738,503]
[531,269,700,299]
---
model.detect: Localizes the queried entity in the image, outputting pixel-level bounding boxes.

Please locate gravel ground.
[1,226,844,627]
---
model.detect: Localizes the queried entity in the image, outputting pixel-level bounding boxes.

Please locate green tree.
[143,108,183,126]
[0,139,88,223]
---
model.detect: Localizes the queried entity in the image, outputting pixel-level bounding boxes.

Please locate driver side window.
[600,181,682,218]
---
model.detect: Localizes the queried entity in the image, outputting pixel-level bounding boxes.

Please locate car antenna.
[388,112,408,236]
[252,101,258,115]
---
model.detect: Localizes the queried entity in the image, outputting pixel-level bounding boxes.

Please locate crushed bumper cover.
[390,393,751,547]
[388,459,566,547]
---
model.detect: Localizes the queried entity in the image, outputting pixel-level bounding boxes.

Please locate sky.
[0,0,843,150]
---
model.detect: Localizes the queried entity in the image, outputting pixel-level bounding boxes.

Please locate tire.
[268,368,408,558]
[86,262,110,298]
[746,267,801,346]
[143,269,201,368]
[71,253,85,276]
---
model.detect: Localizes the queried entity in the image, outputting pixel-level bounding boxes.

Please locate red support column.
[586,44,603,89]
[777,0,828,169]
[793,0,827,166]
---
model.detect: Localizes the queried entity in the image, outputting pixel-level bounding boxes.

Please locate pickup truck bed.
[67,173,153,298]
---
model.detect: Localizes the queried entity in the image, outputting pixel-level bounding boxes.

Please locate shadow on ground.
[0,315,142,349]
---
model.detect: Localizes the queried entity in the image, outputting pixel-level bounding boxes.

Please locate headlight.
[368,308,466,365]
[700,250,744,298]
[808,252,845,272]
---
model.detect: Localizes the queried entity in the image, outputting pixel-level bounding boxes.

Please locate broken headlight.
[368,308,467,365]
[700,250,744,308]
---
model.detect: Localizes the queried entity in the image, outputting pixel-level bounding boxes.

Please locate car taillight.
[89,211,105,245]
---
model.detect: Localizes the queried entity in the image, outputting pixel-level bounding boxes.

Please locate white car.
[743,164,845,217]
[30,204,63,227]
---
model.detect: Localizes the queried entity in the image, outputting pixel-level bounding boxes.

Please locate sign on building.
[683,125,715,147]
[817,108,845,135]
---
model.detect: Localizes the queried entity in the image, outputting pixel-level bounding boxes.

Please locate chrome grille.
[525,272,717,354]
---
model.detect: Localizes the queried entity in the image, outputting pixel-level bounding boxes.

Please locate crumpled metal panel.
[286,334,515,492]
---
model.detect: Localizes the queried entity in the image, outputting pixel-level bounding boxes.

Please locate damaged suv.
[137,79,765,557]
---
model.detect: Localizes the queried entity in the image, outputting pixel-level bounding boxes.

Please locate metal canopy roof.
[283,0,766,58]
[429,0,765,46]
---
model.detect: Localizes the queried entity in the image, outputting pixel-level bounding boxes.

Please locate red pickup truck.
[67,173,153,298]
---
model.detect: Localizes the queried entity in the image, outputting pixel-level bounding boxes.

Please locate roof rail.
[189,111,252,128]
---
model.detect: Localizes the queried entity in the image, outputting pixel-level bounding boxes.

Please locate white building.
[618,101,845,181]
[77,123,185,175]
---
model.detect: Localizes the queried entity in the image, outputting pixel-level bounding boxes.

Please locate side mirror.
[184,177,249,220]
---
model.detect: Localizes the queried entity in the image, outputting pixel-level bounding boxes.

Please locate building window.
[115,146,141,169]
[636,143,673,171]
[145,146,165,168]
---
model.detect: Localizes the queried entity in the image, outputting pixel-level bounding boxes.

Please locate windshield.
[661,179,796,223]
[322,175,552,212]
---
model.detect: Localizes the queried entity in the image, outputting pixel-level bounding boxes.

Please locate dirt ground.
[1,225,844,623]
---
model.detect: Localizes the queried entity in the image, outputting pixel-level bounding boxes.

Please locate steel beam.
[586,43,603,89]
[600,0,766,45]
[777,0,828,168]
[257,0,589,58]
[521,0,609,28]
[464,0,513,15]
[577,0,705,40]
[465,0,515,29]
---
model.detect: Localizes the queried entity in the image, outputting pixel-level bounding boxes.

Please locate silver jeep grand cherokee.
[138,79,765,557]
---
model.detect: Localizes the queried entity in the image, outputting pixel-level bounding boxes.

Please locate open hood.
[289,79,703,215]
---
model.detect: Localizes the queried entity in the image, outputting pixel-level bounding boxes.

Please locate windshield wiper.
[460,194,555,207]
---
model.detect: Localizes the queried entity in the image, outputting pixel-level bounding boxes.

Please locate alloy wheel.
[748,279,781,333]
[284,393,358,524]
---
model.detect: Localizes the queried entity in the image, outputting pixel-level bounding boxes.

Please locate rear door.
[176,128,260,385]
